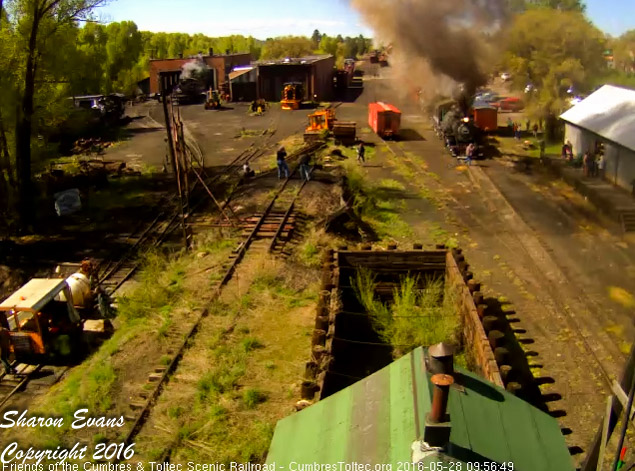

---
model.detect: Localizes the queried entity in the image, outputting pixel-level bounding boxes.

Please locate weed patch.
[352,268,460,358]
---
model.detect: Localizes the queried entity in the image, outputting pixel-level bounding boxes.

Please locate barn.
[254,55,335,102]
[560,85,635,191]
[148,49,251,96]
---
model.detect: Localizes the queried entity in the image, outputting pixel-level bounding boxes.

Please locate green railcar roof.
[266,347,574,471]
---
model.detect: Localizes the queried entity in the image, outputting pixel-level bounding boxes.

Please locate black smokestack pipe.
[428,342,455,375]
[209,48,214,56]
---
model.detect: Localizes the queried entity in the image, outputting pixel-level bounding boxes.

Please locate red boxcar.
[472,106,498,132]
[368,102,401,138]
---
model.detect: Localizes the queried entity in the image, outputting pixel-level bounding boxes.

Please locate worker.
[276,147,289,179]
[0,328,14,375]
[357,142,366,164]
[299,153,312,181]
[242,162,255,179]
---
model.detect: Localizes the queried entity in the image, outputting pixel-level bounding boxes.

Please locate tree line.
[0,0,634,232]
[0,0,372,232]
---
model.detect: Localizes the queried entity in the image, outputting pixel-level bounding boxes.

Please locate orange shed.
[368,102,401,138]
[473,106,498,132]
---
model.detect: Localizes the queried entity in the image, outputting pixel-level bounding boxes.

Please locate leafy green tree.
[6,0,106,230]
[260,35,314,59]
[311,29,321,48]
[503,8,605,136]
[318,34,338,56]
[612,29,635,74]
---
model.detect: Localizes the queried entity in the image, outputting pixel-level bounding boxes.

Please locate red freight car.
[472,106,498,132]
[368,102,401,138]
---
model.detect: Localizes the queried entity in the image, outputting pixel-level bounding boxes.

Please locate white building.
[560,84,635,191]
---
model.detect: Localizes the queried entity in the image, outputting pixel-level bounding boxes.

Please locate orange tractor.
[304,107,356,145]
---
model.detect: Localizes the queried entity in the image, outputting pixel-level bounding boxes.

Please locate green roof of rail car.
[266,347,574,470]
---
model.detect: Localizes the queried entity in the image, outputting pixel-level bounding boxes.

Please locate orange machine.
[304,107,356,145]
[304,108,335,143]
[281,82,304,110]
[0,279,82,361]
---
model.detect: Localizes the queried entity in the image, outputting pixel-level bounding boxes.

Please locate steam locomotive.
[433,100,483,158]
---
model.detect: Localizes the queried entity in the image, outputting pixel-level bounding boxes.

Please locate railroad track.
[384,137,624,446]
[115,144,320,461]
[96,128,285,294]
[0,363,42,410]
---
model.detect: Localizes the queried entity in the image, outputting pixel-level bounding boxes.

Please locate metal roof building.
[560,85,635,191]
[266,347,574,470]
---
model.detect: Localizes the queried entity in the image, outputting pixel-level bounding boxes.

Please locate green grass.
[352,268,460,358]
[7,232,239,449]
[241,337,264,352]
[342,161,413,240]
[242,388,268,409]
[238,128,265,138]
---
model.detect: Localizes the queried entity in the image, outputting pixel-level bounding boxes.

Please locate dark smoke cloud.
[351,0,507,104]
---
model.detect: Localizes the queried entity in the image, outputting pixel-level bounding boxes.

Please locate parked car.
[524,83,536,93]
[501,72,512,81]
[491,97,525,112]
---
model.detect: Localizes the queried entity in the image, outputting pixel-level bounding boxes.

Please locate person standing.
[465,142,475,166]
[526,119,531,132]
[357,141,366,164]
[582,152,590,177]
[532,123,539,138]
[299,152,312,181]
[276,147,289,179]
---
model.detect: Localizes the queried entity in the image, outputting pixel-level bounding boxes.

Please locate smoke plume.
[181,57,208,81]
[351,0,507,106]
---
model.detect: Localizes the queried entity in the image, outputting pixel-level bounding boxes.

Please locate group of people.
[249,141,367,183]
[508,118,541,140]
[561,140,605,178]
[583,150,605,178]
[275,146,312,182]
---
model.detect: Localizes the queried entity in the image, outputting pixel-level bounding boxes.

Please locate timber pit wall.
[301,244,509,403]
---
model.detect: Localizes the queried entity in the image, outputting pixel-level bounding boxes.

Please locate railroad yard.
[1,56,634,469]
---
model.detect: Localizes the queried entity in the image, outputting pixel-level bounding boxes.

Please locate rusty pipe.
[430,374,454,423]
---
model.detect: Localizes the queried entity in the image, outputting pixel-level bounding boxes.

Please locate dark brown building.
[254,55,335,102]
[149,49,251,94]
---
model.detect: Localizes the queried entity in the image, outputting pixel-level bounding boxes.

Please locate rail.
[115,142,321,458]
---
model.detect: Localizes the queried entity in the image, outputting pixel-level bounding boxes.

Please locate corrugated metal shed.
[560,84,635,152]
[266,347,574,470]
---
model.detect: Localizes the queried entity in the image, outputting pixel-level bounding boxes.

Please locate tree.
[260,35,314,59]
[506,0,585,12]
[503,8,605,137]
[612,30,635,74]
[311,29,321,48]
[7,0,106,230]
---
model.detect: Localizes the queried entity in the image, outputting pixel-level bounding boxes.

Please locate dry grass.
[133,254,318,464]
[3,230,238,451]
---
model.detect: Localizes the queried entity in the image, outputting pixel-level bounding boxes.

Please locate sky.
[95,0,634,38]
